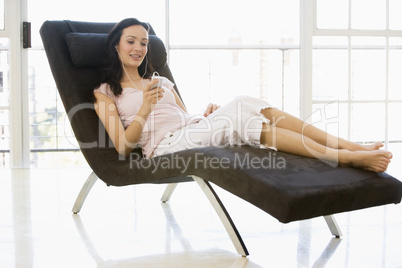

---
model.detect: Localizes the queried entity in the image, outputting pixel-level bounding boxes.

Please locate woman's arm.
[170,88,188,113]
[170,87,220,116]
[94,92,148,156]
[94,80,161,156]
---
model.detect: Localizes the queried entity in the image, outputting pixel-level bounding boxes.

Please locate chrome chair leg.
[72,171,98,214]
[323,215,342,238]
[192,175,249,257]
[160,183,178,203]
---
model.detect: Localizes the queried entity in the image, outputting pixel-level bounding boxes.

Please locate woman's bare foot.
[340,150,392,173]
[337,139,384,152]
[360,141,384,151]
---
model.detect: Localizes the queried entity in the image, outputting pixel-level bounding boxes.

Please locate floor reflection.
[297,219,342,267]
[72,202,260,268]
[2,168,401,268]
[11,169,34,268]
[311,238,342,268]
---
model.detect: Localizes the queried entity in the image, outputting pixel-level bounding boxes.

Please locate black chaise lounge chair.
[40,20,402,256]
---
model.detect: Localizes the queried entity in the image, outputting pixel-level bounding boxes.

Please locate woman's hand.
[203,103,221,117]
[142,79,164,113]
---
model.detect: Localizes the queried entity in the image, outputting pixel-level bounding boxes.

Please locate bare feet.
[360,141,384,151]
[338,140,384,152]
[340,150,392,173]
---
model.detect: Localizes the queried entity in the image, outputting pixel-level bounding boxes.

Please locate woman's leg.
[260,123,392,173]
[261,108,383,151]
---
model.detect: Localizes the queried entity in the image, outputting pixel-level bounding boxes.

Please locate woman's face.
[116,25,149,70]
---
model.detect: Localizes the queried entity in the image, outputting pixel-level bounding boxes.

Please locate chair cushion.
[65,32,167,68]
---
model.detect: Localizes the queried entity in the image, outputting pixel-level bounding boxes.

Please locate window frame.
[1,0,29,168]
[5,0,401,167]
[311,0,402,148]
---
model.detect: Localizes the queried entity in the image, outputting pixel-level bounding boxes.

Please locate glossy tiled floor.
[1,167,401,268]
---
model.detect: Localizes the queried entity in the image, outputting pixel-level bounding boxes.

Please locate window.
[0,12,9,167]
[27,0,165,167]
[313,0,402,166]
[168,0,300,116]
[0,0,4,30]
[6,0,400,169]
[0,0,7,168]
[25,0,299,167]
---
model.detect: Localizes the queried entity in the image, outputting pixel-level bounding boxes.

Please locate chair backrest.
[40,20,179,145]
[40,20,183,184]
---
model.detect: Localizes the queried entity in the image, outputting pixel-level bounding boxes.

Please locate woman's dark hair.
[98,18,155,97]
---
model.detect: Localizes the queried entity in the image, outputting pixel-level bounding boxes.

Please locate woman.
[94,18,392,173]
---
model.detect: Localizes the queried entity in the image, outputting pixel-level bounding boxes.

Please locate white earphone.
[114,45,147,92]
